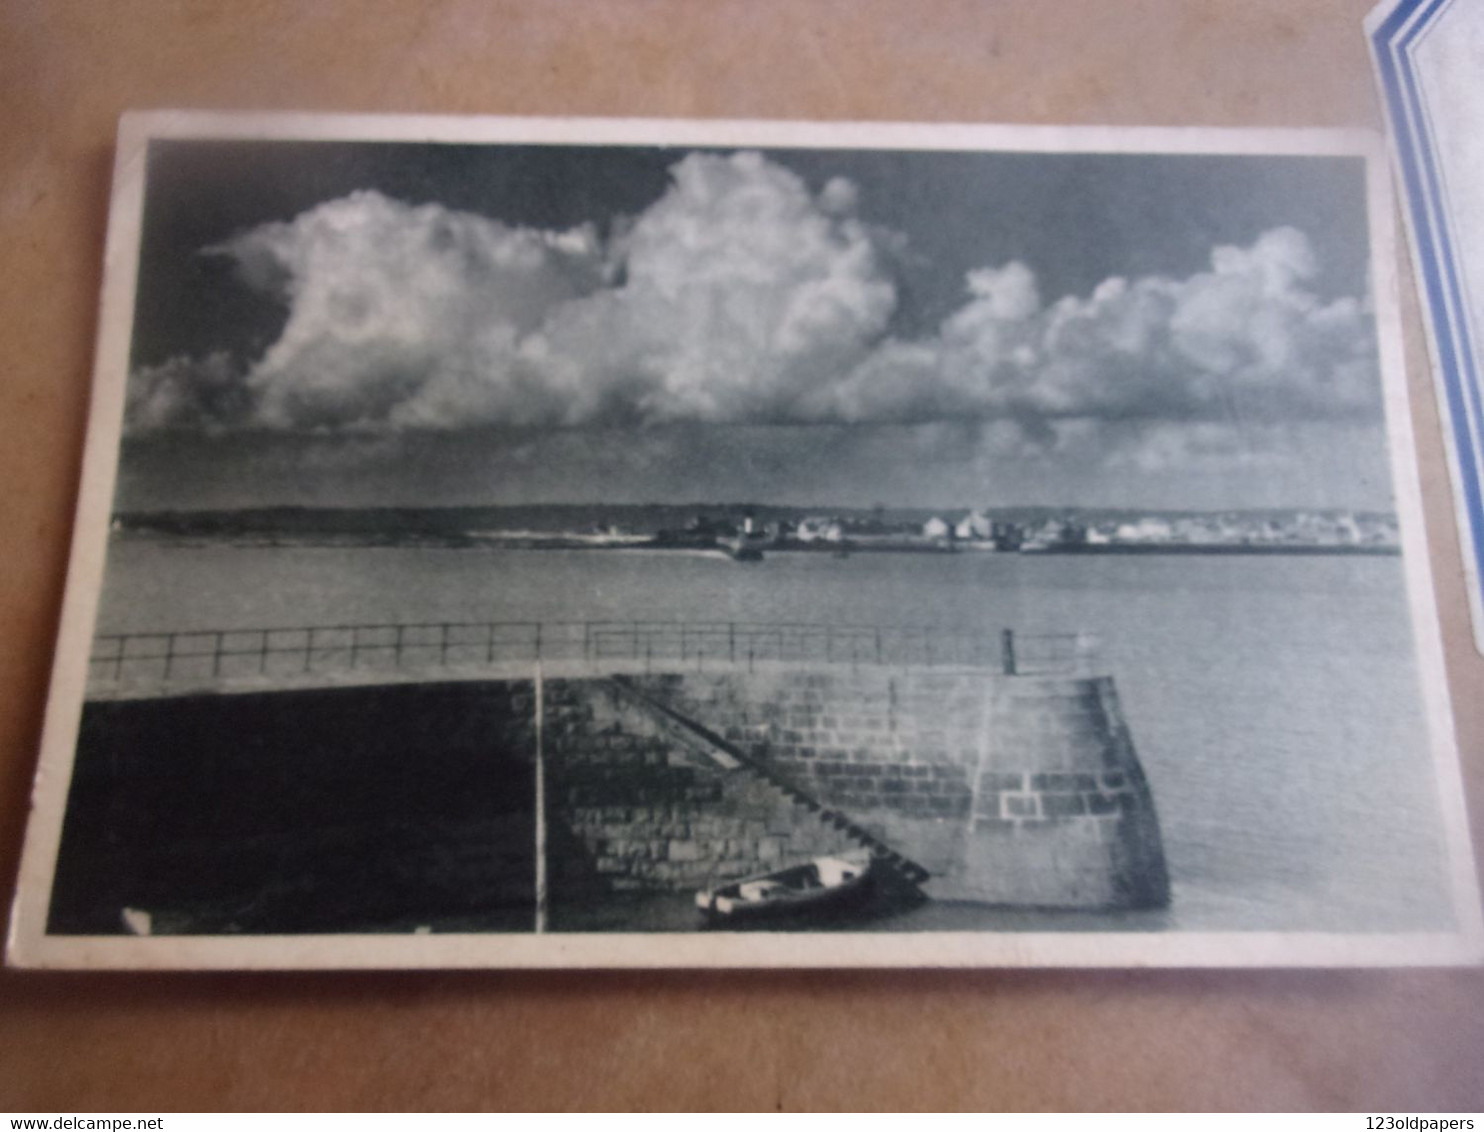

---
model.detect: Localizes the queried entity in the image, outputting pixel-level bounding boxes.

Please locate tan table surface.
[2,0,1482,1112]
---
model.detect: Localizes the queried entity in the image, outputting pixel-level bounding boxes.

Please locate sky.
[115,137,1395,513]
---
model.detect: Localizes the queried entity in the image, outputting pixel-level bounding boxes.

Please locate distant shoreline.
[106,502,1404,559]
[112,532,1402,558]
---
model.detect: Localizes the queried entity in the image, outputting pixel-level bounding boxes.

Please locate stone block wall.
[632,668,1170,910]
[629,671,982,818]
[542,679,859,892]
[938,676,1169,907]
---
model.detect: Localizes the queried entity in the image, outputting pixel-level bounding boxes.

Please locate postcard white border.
[8,111,1482,969]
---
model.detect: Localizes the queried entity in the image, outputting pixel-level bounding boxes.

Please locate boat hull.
[695,855,874,925]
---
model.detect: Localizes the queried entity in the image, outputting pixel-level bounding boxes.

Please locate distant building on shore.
[795,517,846,543]
[923,516,952,541]
[954,510,993,541]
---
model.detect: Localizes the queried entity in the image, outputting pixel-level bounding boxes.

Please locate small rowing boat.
[695,853,873,923]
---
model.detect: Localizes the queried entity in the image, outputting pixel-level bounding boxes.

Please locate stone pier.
[49,658,1169,934]
[540,678,867,894]
[625,667,1170,909]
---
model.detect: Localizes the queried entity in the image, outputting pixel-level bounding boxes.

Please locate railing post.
[1001,628,1017,676]
[440,623,449,666]
[534,622,543,662]
[487,623,496,665]
[583,622,591,661]
[350,628,359,670]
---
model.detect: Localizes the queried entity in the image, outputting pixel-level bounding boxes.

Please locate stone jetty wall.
[51,662,1168,933]
[943,675,1168,907]
[50,677,864,933]
[630,668,1169,909]
[629,670,981,817]
[541,679,859,893]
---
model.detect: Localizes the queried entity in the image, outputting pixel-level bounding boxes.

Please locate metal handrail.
[87,620,1097,686]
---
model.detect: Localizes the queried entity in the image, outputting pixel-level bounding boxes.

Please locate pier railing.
[87,620,1097,690]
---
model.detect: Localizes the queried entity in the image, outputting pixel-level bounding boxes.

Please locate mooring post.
[1001,628,1017,676]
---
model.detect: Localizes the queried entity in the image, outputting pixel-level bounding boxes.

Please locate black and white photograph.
[8,113,1481,968]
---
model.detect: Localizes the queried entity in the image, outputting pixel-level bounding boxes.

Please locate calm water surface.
[96,541,1457,933]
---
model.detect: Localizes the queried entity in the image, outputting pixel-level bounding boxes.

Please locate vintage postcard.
[7,112,1481,968]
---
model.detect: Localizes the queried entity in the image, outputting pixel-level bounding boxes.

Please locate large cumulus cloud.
[529,153,898,427]
[815,227,1377,431]
[227,190,604,431]
[130,153,898,435]
[125,152,1381,469]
